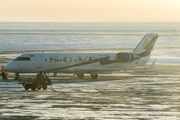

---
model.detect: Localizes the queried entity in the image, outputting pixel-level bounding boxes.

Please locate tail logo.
[142,39,149,48]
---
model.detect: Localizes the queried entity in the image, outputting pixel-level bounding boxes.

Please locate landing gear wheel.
[31,85,36,91]
[43,85,47,90]
[91,74,98,79]
[77,73,84,79]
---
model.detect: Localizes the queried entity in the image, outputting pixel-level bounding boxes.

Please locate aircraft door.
[35,54,43,69]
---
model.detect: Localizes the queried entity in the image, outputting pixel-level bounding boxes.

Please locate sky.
[0,0,180,22]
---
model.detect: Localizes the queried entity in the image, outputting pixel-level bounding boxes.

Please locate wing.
[74,59,157,73]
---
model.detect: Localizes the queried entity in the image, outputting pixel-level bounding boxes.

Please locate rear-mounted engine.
[116,53,140,63]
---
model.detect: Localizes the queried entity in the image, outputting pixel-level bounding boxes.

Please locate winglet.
[148,59,157,69]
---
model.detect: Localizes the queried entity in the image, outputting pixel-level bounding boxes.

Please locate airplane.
[4,33,158,80]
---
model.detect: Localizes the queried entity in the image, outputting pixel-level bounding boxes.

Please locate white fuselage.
[5,52,150,73]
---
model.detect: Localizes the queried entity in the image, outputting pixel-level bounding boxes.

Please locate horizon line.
[0,21,180,23]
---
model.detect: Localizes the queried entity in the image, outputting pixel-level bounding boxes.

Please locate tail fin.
[132,33,158,57]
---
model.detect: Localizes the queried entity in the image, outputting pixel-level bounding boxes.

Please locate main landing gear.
[77,73,84,79]
[91,73,98,79]
[76,73,98,79]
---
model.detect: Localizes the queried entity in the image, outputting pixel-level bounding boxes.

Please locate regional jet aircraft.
[4,33,158,79]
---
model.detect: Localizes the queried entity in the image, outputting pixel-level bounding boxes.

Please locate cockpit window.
[15,57,31,61]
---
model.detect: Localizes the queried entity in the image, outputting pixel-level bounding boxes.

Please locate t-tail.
[132,33,158,57]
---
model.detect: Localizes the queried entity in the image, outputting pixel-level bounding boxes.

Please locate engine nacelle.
[116,52,140,63]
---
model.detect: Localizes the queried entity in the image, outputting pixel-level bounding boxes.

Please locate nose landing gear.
[15,73,19,80]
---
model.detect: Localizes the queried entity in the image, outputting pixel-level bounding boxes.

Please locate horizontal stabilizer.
[148,59,157,69]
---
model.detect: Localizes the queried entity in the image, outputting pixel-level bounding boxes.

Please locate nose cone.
[4,63,14,72]
[4,64,10,72]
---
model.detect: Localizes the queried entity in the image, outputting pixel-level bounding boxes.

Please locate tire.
[43,85,47,90]
[91,74,98,79]
[37,88,41,90]
[77,73,84,79]
[31,85,36,91]
[24,85,29,90]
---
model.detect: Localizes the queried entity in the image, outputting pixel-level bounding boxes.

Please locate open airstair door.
[35,54,43,69]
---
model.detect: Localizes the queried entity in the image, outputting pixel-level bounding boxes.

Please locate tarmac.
[0,50,180,119]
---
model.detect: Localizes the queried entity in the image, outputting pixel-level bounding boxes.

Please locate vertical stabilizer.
[132,33,158,57]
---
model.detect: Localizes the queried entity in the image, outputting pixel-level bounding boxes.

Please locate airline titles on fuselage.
[49,54,109,63]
